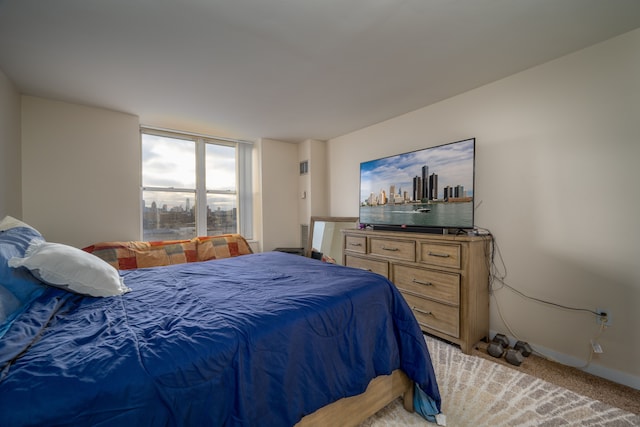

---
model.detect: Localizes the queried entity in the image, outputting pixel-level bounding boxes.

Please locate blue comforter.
[0,252,440,426]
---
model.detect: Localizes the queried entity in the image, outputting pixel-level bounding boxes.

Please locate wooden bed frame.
[296,370,414,426]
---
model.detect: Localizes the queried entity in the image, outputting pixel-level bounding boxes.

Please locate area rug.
[360,336,640,426]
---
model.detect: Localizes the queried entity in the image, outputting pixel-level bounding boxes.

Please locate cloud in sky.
[360,139,474,201]
[142,133,237,210]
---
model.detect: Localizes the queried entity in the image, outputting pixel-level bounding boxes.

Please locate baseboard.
[488,329,640,391]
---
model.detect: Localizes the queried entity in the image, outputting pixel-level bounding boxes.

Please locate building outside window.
[141,128,252,241]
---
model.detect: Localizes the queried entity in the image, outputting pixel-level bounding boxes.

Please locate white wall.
[298,141,311,229]
[327,29,640,388]
[0,69,22,219]
[298,139,328,228]
[307,140,328,219]
[259,138,300,251]
[21,96,141,248]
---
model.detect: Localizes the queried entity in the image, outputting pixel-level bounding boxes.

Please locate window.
[141,128,252,241]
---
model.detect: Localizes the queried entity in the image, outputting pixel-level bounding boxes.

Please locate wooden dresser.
[342,228,491,354]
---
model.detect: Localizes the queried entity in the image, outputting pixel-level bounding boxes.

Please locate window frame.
[140,127,253,240]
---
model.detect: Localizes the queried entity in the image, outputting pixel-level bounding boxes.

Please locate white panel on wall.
[21,96,141,248]
[0,69,22,219]
[260,138,299,251]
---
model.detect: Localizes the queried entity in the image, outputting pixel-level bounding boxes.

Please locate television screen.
[359,138,475,231]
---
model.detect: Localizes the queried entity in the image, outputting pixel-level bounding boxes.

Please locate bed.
[0,218,441,426]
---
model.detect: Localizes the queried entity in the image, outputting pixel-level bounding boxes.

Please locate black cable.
[492,275,602,316]
[478,226,602,318]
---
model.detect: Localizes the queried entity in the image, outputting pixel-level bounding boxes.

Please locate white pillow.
[0,216,38,232]
[8,240,131,297]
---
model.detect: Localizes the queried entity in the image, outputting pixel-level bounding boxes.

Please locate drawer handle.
[350,242,363,247]
[382,246,399,252]
[428,251,450,258]
[412,278,433,286]
[412,307,433,316]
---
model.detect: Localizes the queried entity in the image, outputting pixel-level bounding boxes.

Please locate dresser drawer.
[419,242,461,269]
[345,255,388,278]
[370,238,415,262]
[402,293,460,338]
[392,264,460,305]
[344,235,367,254]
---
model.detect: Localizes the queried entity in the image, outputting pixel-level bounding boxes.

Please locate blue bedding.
[0,251,440,426]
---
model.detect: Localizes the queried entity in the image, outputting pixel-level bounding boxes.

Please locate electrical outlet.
[596,308,612,326]
[591,340,603,354]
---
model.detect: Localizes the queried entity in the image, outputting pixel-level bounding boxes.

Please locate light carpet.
[360,336,640,426]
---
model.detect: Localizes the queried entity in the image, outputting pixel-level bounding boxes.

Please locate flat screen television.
[359,138,475,233]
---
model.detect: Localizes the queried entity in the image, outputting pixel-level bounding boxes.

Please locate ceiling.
[1,0,639,143]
